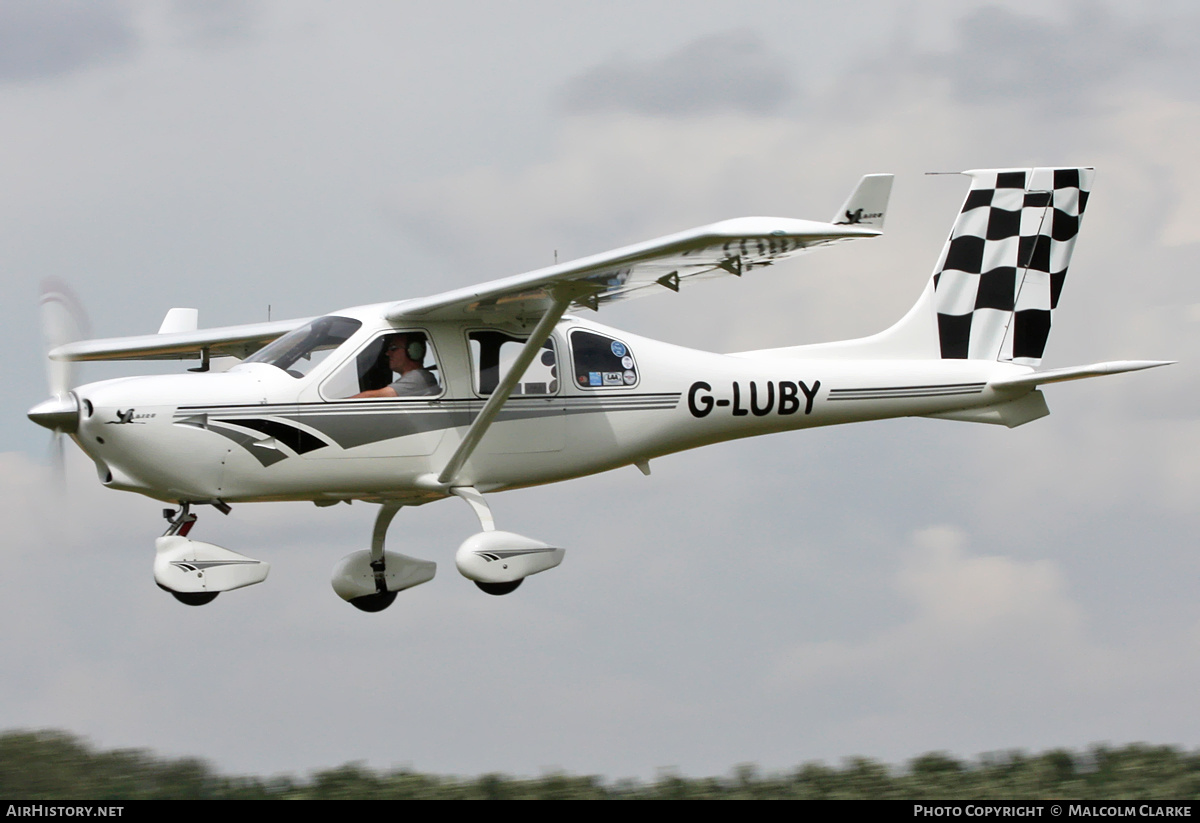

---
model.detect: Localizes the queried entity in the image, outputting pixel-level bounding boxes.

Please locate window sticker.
[572,330,638,390]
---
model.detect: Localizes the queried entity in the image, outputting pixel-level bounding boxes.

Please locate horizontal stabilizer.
[990,360,1174,391]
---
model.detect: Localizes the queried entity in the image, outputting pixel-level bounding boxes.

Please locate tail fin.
[739,168,1093,364]
[931,167,1092,365]
[831,174,893,230]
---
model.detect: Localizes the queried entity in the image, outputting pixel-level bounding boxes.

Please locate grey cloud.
[931,6,1166,110]
[168,0,254,47]
[0,0,138,82]
[557,30,796,117]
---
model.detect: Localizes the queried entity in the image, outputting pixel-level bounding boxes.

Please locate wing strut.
[437,284,594,486]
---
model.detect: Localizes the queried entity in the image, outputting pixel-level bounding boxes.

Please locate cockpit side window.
[243,316,362,378]
[321,330,442,400]
[468,331,557,397]
[570,329,638,388]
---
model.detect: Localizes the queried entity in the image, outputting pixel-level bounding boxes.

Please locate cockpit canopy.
[242,315,362,378]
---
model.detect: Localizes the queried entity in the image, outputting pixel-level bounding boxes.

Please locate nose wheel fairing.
[154,504,270,605]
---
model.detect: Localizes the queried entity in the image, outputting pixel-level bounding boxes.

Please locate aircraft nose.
[28,394,80,433]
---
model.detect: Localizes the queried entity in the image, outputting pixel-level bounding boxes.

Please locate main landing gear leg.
[358,502,403,613]
[329,502,437,612]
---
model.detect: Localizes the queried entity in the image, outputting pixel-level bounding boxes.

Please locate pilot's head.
[385,333,426,373]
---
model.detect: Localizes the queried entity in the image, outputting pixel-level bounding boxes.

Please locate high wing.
[389,174,892,324]
[50,317,314,362]
[47,174,891,362]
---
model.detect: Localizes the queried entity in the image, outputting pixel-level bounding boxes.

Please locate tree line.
[2,730,1199,799]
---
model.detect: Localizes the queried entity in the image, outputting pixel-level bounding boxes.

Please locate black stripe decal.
[224,418,329,454]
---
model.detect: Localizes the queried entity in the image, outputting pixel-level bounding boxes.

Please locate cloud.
[557,30,797,117]
[921,6,1168,112]
[765,526,1200,757]
[0,0,138,83]
[167,0,255,47]
[770,526,1088,690]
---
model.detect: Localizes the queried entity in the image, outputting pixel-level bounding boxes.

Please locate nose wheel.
[155,502,268,605]
[160,504,219,605]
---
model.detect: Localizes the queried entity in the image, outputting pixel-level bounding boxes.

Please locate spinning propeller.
[28,279,90,477]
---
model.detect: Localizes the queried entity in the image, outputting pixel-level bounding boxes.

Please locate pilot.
[353,333,439,398]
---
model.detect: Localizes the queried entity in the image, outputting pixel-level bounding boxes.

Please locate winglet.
[831,174,893,229]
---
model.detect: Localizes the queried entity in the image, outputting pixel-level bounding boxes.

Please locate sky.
[2,0,1198,781]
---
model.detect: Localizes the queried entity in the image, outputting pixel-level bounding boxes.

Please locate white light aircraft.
[29,167,1170,610]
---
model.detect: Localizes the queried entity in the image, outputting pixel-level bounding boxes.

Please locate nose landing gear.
[155,503,270,606]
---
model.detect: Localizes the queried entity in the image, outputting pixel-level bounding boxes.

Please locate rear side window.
[468,331,558,396]
[570,330,638,389]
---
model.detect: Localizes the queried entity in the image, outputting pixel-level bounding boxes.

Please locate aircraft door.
[468,330,565,454]
[298,330,452,458]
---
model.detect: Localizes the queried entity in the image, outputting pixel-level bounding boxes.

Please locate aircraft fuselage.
[68,310,1030,507]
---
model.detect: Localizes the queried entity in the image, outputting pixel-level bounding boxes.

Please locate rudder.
[931,167,1092,365]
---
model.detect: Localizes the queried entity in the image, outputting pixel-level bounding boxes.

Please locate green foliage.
[2,729,1200,799]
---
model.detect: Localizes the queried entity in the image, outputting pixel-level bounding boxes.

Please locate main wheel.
[475,579,523,596]
[171,591,219,606]
[349,591,398,612]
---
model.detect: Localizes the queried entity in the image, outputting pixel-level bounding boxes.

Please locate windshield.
[243,315,362,378]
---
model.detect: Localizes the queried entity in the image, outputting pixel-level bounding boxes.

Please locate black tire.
[349,591,398,612]
[171,591,219,606]
[475,579,523,596]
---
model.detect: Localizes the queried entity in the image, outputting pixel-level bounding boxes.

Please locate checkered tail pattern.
[931,167,1092,366]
